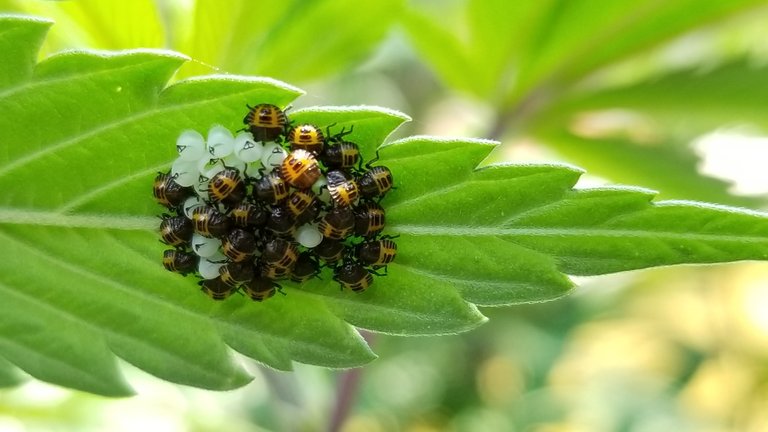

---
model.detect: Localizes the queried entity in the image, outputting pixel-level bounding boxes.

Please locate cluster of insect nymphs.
[153,104,397,302]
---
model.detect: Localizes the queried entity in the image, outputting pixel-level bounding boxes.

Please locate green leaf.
[402,1,551,99]
[382,136,768,306]
[5,0,404,83]
[507,0,765,105]
[0,15,373,395]
[2,0,164,56]
[527,61,768,208]
[6,14,768,397]
[546,61,768,133]
[214,0,406,83]
[530,129,761,208]
[0,357,25,388]
[0,15,51,87]
[404,0,764,105]
[400,9,477,96]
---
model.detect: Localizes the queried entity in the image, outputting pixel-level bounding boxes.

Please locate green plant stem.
[327,330,376,432]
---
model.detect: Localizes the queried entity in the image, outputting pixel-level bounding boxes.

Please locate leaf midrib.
[0,208,156,230]
[390,224,768,243]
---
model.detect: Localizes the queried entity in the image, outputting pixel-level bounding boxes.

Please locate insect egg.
[233,132,264,163]
[311,177,332,204]
[176,130,206,161]
[261,142,288,169]
[198,259,225,280]
[170,158,198,187]
[198,157,226,178]
[207,125,234,158]
[182,196,205,219]
[191,233,221,258]
[222,154,247,173]
[295,224,323,248]
[245,161,264,179]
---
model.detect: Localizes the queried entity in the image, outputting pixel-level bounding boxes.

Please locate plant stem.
[327,330,376,432]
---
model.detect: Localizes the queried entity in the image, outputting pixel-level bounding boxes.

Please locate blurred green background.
[2,0,768,430]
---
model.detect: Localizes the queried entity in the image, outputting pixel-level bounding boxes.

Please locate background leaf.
[1,0,404,83]
[403,0,764,105]
[545,61,768,133]
[2,0,164,55]
[531,129,762,208]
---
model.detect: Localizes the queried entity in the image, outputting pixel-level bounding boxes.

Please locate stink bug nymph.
[243,277,281,302]
[358,166,393,200]
[163,249,198,275]
[287,124,324,154]
[253,172,289,205]
[232,203,268,228]
[260,263,291,280]
[354,202,386,238]
[357,238,398,269]
[219,262,255,287]
[222,228,258,262]
[291,252,320,283]
[321,142,360,170]
[318,207,355,240]
[280,149,321,190]
[207,168,246,206]
[266,206,296,237]
[312,238,345,265]
[200,277,236,300]
[286,190,319,224]
[334,262,373,293]
[243,104,287,141]
[262,238,299,269]
[160,214,193,247]
[153,172,193,208]
[326,170,359,207]
[191,206,231,238]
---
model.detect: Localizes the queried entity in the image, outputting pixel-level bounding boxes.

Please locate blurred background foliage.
[2,0,768,430]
